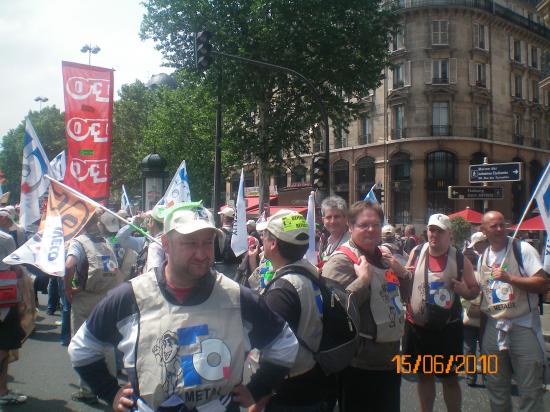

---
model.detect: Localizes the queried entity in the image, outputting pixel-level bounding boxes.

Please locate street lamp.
[34,96,48,111]
[81,44,101,65]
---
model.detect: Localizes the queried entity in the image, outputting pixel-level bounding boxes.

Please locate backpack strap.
[455,249,464,281]
[335,245,360,265]
[511,239,525,276]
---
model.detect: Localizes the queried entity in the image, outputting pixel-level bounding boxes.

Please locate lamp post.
[81,44,101,65]
[34,96,48,111]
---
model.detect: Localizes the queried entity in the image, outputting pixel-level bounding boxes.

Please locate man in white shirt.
[479,211,549,412]
[318,196,349,268]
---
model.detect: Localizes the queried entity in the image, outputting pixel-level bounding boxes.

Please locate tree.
[0,106,65,201]
[450,216,472,250]
[141,0,397,210]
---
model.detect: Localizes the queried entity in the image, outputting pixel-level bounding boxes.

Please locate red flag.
[62,61,114,200]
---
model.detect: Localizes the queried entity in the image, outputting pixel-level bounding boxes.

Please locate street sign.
[448,186,504,200]
[469,162,521,182]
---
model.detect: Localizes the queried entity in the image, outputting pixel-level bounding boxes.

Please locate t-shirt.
[478,239,543,327]
[0,230,16,271]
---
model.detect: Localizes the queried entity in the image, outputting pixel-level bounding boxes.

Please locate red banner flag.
[62,61,114,201]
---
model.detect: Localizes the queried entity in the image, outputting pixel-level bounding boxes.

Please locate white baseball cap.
[382,225,396,236]
[165,203,222,236]
[427,213,452,231]
[218,206,235,218]
[259,209,309,246]
[100,213,120,233]
[470,231,488,247]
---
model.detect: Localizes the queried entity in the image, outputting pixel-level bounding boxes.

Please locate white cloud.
[0,0,170,138]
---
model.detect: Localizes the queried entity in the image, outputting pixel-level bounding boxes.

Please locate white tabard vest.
[263,260,323,377]
[409,244,459,327]
[75,234,120,295]
[478,239,532,319]
[131,271,246,411]
[333,243,404,343]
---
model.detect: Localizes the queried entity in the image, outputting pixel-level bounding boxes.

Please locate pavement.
[4,295,550,411]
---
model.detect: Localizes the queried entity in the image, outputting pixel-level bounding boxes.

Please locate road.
[5,293,550,411]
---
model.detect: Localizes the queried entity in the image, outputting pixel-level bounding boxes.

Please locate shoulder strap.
[410,244,422,266]
[264,264,322,292]
[455,249,464,281]
[511,239,525,275]
[335,245,360,265]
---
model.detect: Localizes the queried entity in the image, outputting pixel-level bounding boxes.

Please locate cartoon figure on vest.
[68,202,299,412]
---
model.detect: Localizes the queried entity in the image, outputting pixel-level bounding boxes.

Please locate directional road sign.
[469,162,521,183]
[448,186,504,200]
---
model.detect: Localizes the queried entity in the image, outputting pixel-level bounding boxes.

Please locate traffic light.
[195,31,213,71]
[374,188,384,203]
[312,154,328,191]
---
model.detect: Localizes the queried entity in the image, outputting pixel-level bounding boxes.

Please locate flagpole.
[502,161,550,265]
[44,175,161,245]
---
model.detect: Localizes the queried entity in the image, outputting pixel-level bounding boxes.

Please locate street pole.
[211,50,331,193]
[483,156,489,212]
[212,66,223,225]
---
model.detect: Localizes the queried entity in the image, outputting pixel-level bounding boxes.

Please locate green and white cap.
[257,209,309,246]
[164,202,222,236]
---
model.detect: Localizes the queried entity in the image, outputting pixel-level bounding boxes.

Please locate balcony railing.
[394,0,550,39]
[335,138,348,149]
[391,128,406,139]
[473,127,488,139]
[513,134,524,145]
[532,138,541,148]
[358,133,372,145]
[432,77,449,84]
[393,80,405,89]
[475,80,486,88]
[432,125,452,136]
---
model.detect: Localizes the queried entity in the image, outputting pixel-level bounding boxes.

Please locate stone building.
[228,0,550,226]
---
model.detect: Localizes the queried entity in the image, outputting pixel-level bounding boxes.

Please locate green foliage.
[450,216,472,250]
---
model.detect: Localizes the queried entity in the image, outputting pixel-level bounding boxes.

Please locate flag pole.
[502,161,550,266]
[44,175,161,245]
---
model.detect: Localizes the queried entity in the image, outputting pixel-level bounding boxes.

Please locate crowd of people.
[0,196,549,411]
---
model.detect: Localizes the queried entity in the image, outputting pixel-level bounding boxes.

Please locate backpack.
[0,271,20,308]
[265,264,360,375]
[220,228,239,264]
[129,241,149,280]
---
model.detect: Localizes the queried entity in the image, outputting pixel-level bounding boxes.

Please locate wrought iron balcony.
[532,138,541,148]
[432,125,452,136]
[473,127,488,139]
[475,80,486,88]
[391,128,406,139]
[432,77,449,84]
[358,133,372,145]
[513,134,524,145]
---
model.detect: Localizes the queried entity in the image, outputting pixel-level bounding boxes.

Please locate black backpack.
[265,264,360,375]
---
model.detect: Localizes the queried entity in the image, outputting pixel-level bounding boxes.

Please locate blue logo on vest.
[428,281,452,308]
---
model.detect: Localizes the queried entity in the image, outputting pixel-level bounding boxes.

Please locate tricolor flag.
[231,169,248,257]
[304,191,317,265]
[534,162,550,235]
[49,151,66,181]
[157,160,191,208]
[20,119,52,229]
[121,184,133,216]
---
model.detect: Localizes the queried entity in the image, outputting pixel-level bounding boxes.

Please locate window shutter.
[537,48,542,70]
[527,44,532,67]
[521,40,526,63]
[473,23,479,48]
[510,73,515,97]
[404,61,411,86]
[484,26,489,50]
[469,62,476,86]
[450,58,457,84]
[387,68,393,92]
[509,36,514,60]
[432,21,438,45]
[441,21,449,44]
[402,24,407,50]
[486,64,491,89]
[425,60,432,84]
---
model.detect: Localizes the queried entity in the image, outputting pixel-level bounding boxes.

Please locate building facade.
[229,0,550,226]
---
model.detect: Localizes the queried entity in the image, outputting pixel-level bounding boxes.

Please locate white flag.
[36,213,65,276]
[20,119,51,229]
[121,184,133,216]
[49,151,66,181]
[304,191,317,265]
[231,169,248,257]
[157,160,191,207]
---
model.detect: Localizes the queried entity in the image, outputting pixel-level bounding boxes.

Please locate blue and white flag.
[121,184,133,216]
[231,168,248,257]
[534,162,550,235]
[49,151,66,181]
[364,184,379,204]
[20,119,51,229]
[157,160,191,208]
[304,191,317,265]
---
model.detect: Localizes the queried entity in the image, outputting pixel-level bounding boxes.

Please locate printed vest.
[131,271,246,411]
[266,262,323,377]
[75,234,120,295]
[409,244,458,326]
[332,242,404,343]
[479,240,531,319]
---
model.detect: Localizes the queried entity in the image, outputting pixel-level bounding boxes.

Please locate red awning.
[509,215,545,231]
[448,208,483,224]
[245,196,278,211]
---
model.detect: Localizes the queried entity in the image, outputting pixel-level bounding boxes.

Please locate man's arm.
[144,241,164,272]
[115,224,145,253]
[452,257,480,300]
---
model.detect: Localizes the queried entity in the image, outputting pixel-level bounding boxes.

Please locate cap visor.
[172,221,223,237]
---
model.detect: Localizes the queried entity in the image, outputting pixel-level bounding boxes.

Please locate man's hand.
[451,278,473,298]
[232,384,255,408]
[353,255,371,285]
[492,267,512,283]
[248,395,272,412]
[113,383,134,412]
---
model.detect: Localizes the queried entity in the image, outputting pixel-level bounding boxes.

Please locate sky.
[0,0,169,139]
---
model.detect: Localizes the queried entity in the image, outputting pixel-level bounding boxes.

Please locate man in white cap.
[252,210,332,411]
[215,206,240,266]
[68,202,298,412]
[403,213,479,412]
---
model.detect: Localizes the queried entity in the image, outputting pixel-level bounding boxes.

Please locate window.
[531,80,539,103]
[433,59,449,84]
[514,74,522,98]
[475,105,487,138]
[391,25,405,51]
[291,166,307,184]
[333,160,349,204]
[473,23,488,50]
[392,105,405,139]
[432,102,450,136]
[432,20,448,45]
[393,64,404,88]
[388,61,411,90]
[391,152,411,224]
[513,114,523,144]
[514,39,522,62]
[244,171,255,187]
[426,151,456,217]
[533,119,539,140]
[475,63,486,87]
[356,156,375,200]
[274,170,287,189]
[531,46,538,68]
[359,117,372,145]
[334,127,348,149]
